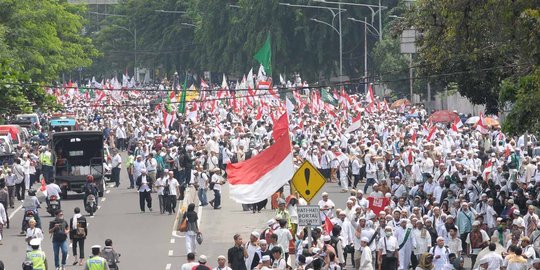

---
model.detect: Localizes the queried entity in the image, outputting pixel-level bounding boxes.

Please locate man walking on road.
[49,210,69,270]
[111,149,122,188]
[136,169,152,212]
[165,170,180,214]
[13,158,26,201]
[228,234,248,270]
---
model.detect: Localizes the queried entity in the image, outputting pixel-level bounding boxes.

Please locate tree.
[498,8,540,134]
[408,0,538,114]
[372,36,409,98]
[91,0,398,82]
[0,0,99,82]
[0,60,58,115]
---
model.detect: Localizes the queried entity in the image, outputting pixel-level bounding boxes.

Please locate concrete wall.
[415,91,485,115]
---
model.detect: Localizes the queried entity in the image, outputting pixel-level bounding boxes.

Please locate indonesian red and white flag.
[476,113,489,134]
[366,83,375,104]
[483,159,493,179]
[450,122,459,135]
[427,126,437,141]
[345,113,362,134]
[200,79,209,89]
[272,113,289,141]
[226,132,294,204]
[411,130,417,143]
[453,117,463,128]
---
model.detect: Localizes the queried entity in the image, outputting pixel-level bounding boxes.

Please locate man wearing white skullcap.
[466,220,489,267]
[395,218,413,270]
[358,237,373,270]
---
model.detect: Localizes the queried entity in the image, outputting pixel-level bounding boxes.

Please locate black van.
[51,131,105,199]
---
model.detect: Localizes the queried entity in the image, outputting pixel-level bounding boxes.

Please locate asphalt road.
[2,167,471,269]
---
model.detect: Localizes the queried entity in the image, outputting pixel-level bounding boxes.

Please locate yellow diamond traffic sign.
[291,160,326,203]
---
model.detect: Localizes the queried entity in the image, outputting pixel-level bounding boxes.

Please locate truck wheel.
[98,179,105,197]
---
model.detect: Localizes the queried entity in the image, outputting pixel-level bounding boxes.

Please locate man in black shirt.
[227,234,247,270]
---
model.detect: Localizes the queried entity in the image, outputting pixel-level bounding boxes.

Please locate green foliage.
[0,60,58,114]
[92,0,396,81]
[0,0,99,82]
[500,68,540,135]
[372,36,409,98]
[408,0,538,114]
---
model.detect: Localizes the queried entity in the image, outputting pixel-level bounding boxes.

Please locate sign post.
[297,205,321,248]
[291,161,326,248]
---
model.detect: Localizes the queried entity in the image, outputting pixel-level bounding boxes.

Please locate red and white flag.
[272,113,289,141]
[367,196,390,215]
[226,132,294,204]
[366,83,375,104]
[453,117,463,128]
[476,113,489,134]
[483,159,493,179]
[345,113,362,134]
[427,126,437,141]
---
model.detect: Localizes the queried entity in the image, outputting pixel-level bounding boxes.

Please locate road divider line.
[197,205,203,228]
[168,250,173,256]
[101,197,106,202]
[8,205,23,219]
[106,190,111,194]
[170,238,175,244]
[165,264,171,270]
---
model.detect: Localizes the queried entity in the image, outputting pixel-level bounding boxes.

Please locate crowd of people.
[1,76,540,270]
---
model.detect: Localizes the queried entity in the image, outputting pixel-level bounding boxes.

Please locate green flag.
[178,75,188,114]
[165,92,173,113]
[321,88,338,107]
[253,34,272,76]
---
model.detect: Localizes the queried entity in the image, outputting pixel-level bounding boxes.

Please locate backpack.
[101,248,118,267]
[75,226,86,239]
[51,220,68,242]
[74,219,86,238]
[163,182,171,196]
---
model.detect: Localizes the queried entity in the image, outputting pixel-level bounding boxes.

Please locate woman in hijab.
[183,203,199,255]
[415,253,434,270]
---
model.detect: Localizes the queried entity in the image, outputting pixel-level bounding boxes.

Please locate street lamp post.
[314,0,386,41]
[89,11,138,76]
[111,25,137,76]
[348,17,380,93]
[280,2,346,82]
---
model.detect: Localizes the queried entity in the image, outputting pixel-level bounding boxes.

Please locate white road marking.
[165,264,171,270]
[108,184,115,188]
[98,205,102,209]
[8,205,23,219]
[106,190,111,194]
[89,215,95,219]
[101,197,106,202]
[170,238,175,244]
[197,205,203,227]
[168,250,173,256]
